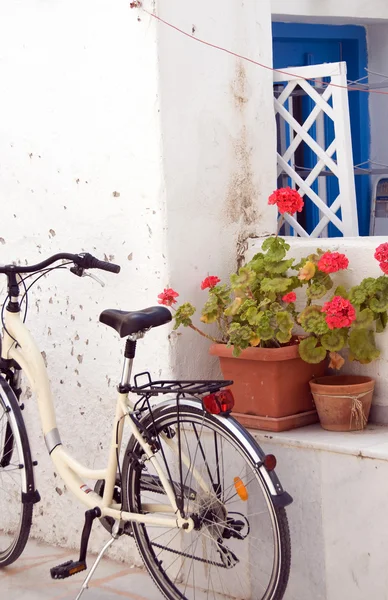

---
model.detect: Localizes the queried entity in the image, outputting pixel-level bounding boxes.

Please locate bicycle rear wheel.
[122,402,291,600]
[0,382,33,566]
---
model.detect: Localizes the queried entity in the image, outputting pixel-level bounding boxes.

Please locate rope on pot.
[312,390,371,430]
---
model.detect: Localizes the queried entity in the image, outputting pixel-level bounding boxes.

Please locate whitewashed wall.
[272,0,388,22]
[157,0,277,379]
[0,0,168,559]
[247,237,388,424]
[0,0,277,555]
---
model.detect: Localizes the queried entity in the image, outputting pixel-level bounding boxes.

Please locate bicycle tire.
[122,401,291,600]
[0,380,34,567]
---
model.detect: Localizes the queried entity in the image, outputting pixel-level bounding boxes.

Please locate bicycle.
[0,251,292,600]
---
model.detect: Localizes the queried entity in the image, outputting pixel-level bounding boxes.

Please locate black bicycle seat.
[99,306,172,337]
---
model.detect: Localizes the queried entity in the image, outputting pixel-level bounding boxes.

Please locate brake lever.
[83,271,106,287]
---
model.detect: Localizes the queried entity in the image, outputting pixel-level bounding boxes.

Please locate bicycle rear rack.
[130,371,233,397]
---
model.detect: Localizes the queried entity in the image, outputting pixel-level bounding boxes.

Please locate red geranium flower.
[268,187,304,215]
[201,276,221,290]
[375,243,388,264]
[317,251,349,274]
[282,292,296,303]
[379,261,388,275]
[157,288,179,306]
[322,296,356,330]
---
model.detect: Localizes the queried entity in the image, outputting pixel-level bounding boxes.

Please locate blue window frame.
[272,23,370,236]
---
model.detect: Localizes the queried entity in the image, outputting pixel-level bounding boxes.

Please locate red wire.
[141,8,388,97]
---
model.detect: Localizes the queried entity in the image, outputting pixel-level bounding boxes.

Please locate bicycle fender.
[151,397,293,505]
[0,376,40,504]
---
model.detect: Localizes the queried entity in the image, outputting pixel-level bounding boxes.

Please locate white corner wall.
[158,0,277,379]
[272,0,388,23]
[246,237,388,424]
[0,0,168,558]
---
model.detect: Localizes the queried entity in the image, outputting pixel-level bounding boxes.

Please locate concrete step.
[253,424,388,600]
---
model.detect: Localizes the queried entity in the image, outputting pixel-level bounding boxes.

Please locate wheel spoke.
[0,394,32,566]
[124,404,291,600]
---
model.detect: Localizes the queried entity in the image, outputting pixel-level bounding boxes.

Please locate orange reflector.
[234,477,248,501]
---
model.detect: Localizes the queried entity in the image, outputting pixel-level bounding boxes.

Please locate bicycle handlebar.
[0,252,121,275]
[74,253,121,274]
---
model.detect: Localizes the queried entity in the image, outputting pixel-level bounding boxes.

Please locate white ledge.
[252,424,388,461]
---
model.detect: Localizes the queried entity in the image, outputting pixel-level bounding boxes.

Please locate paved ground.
[1,538,161,600]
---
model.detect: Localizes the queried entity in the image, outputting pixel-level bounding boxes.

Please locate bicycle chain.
[150,540,226,568]
[125,523,226,568]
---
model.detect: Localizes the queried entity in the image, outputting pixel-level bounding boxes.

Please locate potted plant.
[157,188,387,432]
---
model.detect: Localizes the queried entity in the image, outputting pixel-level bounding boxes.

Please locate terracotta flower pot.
[310,375,375,432]
[210,343,325,432]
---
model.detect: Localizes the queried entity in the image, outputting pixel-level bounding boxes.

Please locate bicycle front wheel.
[0,383,33,566]
[122,402,291,600]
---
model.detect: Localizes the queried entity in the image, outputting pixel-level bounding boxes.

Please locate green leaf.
[349,328,380,363]
[230,267,256,292]
[334,285,348,299]
[248,253,265,273]
[298,337,327,364]
[349,286,366,306]
[270,302,283,313]
[314,271,334,291]
[256,311,275,341]
[298,306,330,335]
[245,306,261,326]
[375,276,388,293]
[261,237,290,261]
[211,284,231,304]
[376,311,388,333]
[276,311,294,333]
[224,297,243,317]
[360,277,378,296]
[174,303,195,329]
[257,324,275,341]
[370,295,388,313]
[264,258,295,274]
[201,295,219,324]
[353,308,374,329]
[307,282,327,300]
[228,323,255,356]
[261,277,293,294]
[321,330,347,352]
[276,330,292,344]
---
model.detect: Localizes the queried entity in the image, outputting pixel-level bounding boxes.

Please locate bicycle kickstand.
[73,521,121,600]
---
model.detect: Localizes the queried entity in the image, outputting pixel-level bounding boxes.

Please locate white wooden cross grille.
[274,61,359,237]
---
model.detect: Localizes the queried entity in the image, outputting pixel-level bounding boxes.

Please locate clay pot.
[310,375,375,432]
[210,343,325,432]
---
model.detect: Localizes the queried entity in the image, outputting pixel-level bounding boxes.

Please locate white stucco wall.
[247,237,388,424]
[272,0,388,23]
[158,0,277,379]
[0,0,277,556]
[0,0,168,559]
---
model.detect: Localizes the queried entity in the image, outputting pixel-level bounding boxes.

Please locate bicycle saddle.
[99,306,172,337]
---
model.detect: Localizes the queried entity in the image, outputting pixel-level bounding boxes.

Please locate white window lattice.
[274,61,359,237]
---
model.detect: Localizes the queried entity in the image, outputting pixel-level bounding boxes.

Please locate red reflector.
[263,454,277,471]
[203,390,234,415]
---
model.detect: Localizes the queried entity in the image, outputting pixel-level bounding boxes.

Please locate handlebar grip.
[90,257,121,274]
[75,253,121,274]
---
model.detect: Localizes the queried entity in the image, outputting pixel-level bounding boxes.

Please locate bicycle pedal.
[50,559,87,579]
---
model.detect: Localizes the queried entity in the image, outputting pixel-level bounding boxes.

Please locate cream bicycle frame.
[2,308,198,532]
